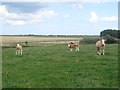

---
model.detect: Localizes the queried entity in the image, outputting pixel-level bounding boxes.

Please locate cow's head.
[68,43,71,48]
[101,39,105,47]
[16,44,20,47]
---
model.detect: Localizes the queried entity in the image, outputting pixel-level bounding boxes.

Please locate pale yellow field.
[1,36,83,47]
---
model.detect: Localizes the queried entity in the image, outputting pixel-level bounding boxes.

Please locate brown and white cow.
[96,39,105,55]
[16,44,22,55]
[68,42,80,51]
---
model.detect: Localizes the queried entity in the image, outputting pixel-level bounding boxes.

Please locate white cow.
[96,39,105,55]
[68,42,80,51]
[16,44,22,55]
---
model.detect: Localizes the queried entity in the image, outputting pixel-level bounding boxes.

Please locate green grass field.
[2,44,118,88]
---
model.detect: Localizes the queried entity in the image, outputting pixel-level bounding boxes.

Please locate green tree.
[100,29,119,39]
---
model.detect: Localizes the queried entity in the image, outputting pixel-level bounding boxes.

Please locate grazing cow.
[68,42,79,51]
[96,39,105,55]
[16,44,22,55]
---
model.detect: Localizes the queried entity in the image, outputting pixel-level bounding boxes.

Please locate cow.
[68,42,80,51]
[16,44,22,55]
[96,39,105,55]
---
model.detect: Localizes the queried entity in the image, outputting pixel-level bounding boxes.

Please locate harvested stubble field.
[1,36,82,47]
[1,36,81,43]
[2,36,118,88]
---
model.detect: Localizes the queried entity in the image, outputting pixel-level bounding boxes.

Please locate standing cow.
[68,42,80,51]
[96,39,105,55]
[16,44,22,55]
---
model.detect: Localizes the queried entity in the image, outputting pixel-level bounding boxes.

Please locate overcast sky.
[0,0,119,35]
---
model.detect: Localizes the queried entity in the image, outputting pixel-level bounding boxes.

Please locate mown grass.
[2,44,118,88]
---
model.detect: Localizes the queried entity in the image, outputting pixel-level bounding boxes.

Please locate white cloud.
[101,16,118,22]
[64,14,69,18]
[89,11,118,23]
[0,5,9,16]
[0,5,57,26]
[78,5,83,8]
[82,0,109,3]
[1,0,119,3]
[72,4,83,9]
[47,10,57,17]
[6,20,26,26]
[89,11,98,22]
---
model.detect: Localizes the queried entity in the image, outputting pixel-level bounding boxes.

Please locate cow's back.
[96,41,101,47]
[68,43,79,48]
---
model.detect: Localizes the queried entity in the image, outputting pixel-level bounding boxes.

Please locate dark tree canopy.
[100,29,120,39]
[100,29,120,44]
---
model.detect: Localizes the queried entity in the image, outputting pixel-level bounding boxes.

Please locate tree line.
[100,29,120,39]
[100,29,120,44]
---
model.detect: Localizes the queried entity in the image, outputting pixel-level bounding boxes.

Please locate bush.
[80,37,100,44]
[104,34,118,44]
[100,29,119,39]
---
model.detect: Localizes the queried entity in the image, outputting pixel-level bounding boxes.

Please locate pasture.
[1,36,118,88]
[2,42,118,88]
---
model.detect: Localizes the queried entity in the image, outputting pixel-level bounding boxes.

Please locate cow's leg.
[16,51,18,55]
[101,48,105,55]
[75,48,77,51]
[70,48,73,51]
[99,49,102,55]
[97,51,101,55]
[20,50,22,55]
[18,51,20,55]
[97,47,101,55]
[102,50,105,55]
[77,47,79,51]
[76,47,79,51]
[16,50,19,55]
